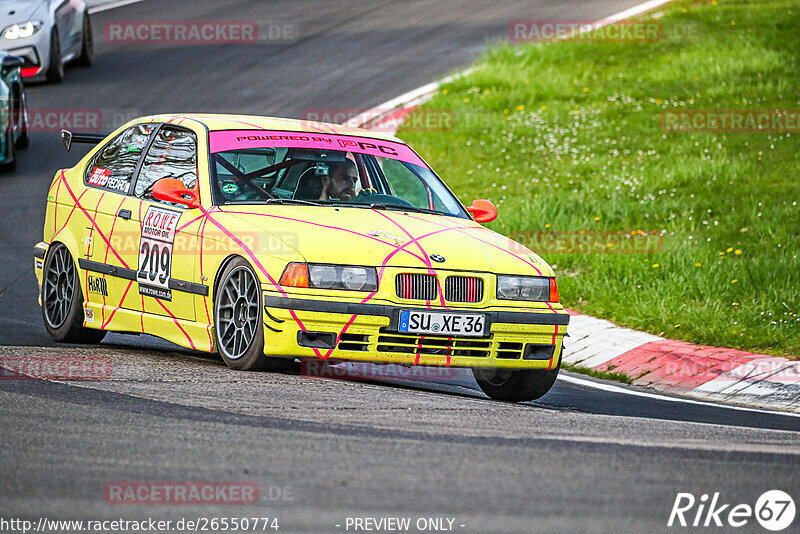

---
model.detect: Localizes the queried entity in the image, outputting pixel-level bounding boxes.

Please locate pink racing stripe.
[52,189,89,241]
[102,280,133,329]
[155,298,196,350]
[198,214,213,351]
[60,176,130,269]
[199,206,285,296]
[219,209,430,265]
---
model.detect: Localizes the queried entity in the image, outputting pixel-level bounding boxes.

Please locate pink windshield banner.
[209,130,427,167]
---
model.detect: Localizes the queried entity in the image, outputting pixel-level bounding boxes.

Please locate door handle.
[117,209,132,220]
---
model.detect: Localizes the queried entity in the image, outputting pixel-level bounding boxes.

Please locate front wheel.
[213,257,295,371]
[75,14,93,66]
[472,354,561,402]
[45,29,64,83]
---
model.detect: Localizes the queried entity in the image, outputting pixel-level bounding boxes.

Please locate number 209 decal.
[137,206,181,301]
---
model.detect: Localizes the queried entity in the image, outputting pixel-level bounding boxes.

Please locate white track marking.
[558,374,800,418]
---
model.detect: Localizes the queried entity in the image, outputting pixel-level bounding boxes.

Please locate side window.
[84,124,156,194]
[134,127,198,204]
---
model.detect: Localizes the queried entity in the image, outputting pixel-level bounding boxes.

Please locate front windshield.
[208,130,468,218]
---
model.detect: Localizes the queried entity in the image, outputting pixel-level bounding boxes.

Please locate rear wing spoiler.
[60,130,106,152]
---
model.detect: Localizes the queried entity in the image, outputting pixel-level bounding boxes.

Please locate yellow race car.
[34,114,569,401]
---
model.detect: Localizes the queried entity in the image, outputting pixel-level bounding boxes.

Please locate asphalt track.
[0,1,798,532]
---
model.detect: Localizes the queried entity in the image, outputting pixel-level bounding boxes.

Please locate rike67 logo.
[668,490,795,531]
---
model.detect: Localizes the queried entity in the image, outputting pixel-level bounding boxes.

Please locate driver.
[319,160,358,201]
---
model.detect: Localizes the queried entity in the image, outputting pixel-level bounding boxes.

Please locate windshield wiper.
[222,198,322,206]
[365,203,441,215]
[263,198,321,206]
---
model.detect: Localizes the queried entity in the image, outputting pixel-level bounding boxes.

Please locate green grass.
[562,363,633,384]
[400,0,800,358]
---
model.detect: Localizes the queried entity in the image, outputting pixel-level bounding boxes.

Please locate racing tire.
[45,29,64,83]
[214,257,294,371]
[75,14,93,67]
[0,128,16,172]
[41,243,107,344]
[14,87,28,149]
[472,352,561,402]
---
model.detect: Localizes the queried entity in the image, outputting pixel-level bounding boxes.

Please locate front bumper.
[263,294,569,369]
[4,32,49,79]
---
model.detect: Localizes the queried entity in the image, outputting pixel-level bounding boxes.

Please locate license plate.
[398,310,486,337]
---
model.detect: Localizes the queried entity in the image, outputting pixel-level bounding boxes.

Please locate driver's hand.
[358,188,378,197]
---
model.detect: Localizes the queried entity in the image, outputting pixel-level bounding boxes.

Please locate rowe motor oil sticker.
[137,206,181,301]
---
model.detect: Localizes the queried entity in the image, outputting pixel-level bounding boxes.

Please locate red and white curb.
[350,0,799,414]
[565,311,799,412]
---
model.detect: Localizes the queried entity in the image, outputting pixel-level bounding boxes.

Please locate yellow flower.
[503,109,509,114]
[534,193,539,198]
[516,105,525,111]
[732,302,739,306]
[464,98,470,103]
[695,262,702,267]
[719,252,725,256]
[545,224,551,229]
[442,89,449,95]
[731,279,738,283]
[727,247,733,252]
[540,105,546,111]
[682,7,688,12]
[583,87,589,93]
[674,324,681,328]
[653,264,660,268]
[711,0,717,5]
[593,217,600,221]
[734,249,742,255]
[731,20,736,25]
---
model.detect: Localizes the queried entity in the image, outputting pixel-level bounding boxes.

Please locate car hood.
[0,0,45,24]
[214,205,554,276]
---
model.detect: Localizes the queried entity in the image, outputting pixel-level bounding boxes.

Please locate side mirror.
[466,199,497,223]
[1,55,24,71]
[152,178,201,209]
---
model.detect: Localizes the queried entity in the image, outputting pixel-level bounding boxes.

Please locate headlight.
[2,21,44,40]
[280,263,378,292]
[496,275,551,301]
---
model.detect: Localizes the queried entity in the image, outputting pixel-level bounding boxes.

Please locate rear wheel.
[41,243,107,343]
[45,29,64,83]
[473,353,561,402]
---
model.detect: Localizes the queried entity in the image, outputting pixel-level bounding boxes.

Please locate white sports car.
[0,0,92,83]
